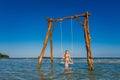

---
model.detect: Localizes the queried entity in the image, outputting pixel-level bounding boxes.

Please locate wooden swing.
[38,11,94,71]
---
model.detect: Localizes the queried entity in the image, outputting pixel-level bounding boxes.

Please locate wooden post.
[83,11,94,70]
[49,31,54,63]
[38,19,52,68]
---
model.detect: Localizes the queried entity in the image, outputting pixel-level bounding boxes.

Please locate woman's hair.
[65,50,68,55]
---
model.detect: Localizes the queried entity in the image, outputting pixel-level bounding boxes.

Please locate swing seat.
[60,60,74,64]
[60,61,74,64]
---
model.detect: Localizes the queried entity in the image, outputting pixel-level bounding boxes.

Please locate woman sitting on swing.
[63,50,72,69]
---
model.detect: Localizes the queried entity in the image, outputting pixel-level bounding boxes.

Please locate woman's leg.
[65,60,69,69]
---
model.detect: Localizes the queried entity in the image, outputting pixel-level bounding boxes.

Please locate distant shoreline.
[0,53,9,58]
[3,57,120,59]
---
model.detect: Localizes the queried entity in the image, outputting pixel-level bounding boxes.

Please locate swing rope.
[60,19,74,63]
[60,21,63,55]
[70,19,74,61]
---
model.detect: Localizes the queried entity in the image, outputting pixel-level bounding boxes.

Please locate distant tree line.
[0,53,9,58]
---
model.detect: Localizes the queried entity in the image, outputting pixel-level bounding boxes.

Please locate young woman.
[63,50,71,69]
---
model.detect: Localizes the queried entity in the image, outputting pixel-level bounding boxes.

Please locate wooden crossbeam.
[47,13,90,22]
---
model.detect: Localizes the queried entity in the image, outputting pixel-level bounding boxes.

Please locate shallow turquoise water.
[0,58,120,80]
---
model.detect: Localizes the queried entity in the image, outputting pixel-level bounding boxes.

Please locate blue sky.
[0,0,120,58]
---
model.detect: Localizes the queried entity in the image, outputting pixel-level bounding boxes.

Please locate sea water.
[0,58,120,80]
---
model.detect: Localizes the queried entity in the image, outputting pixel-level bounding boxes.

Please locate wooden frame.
[38,11,94,71]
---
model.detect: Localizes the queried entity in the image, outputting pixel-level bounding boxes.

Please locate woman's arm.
[69,55,72,62]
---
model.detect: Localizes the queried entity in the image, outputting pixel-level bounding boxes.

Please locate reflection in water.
[38,63,94,80]
[88,71,94,80]
[63,68,73,80]
[38,63,54,80]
